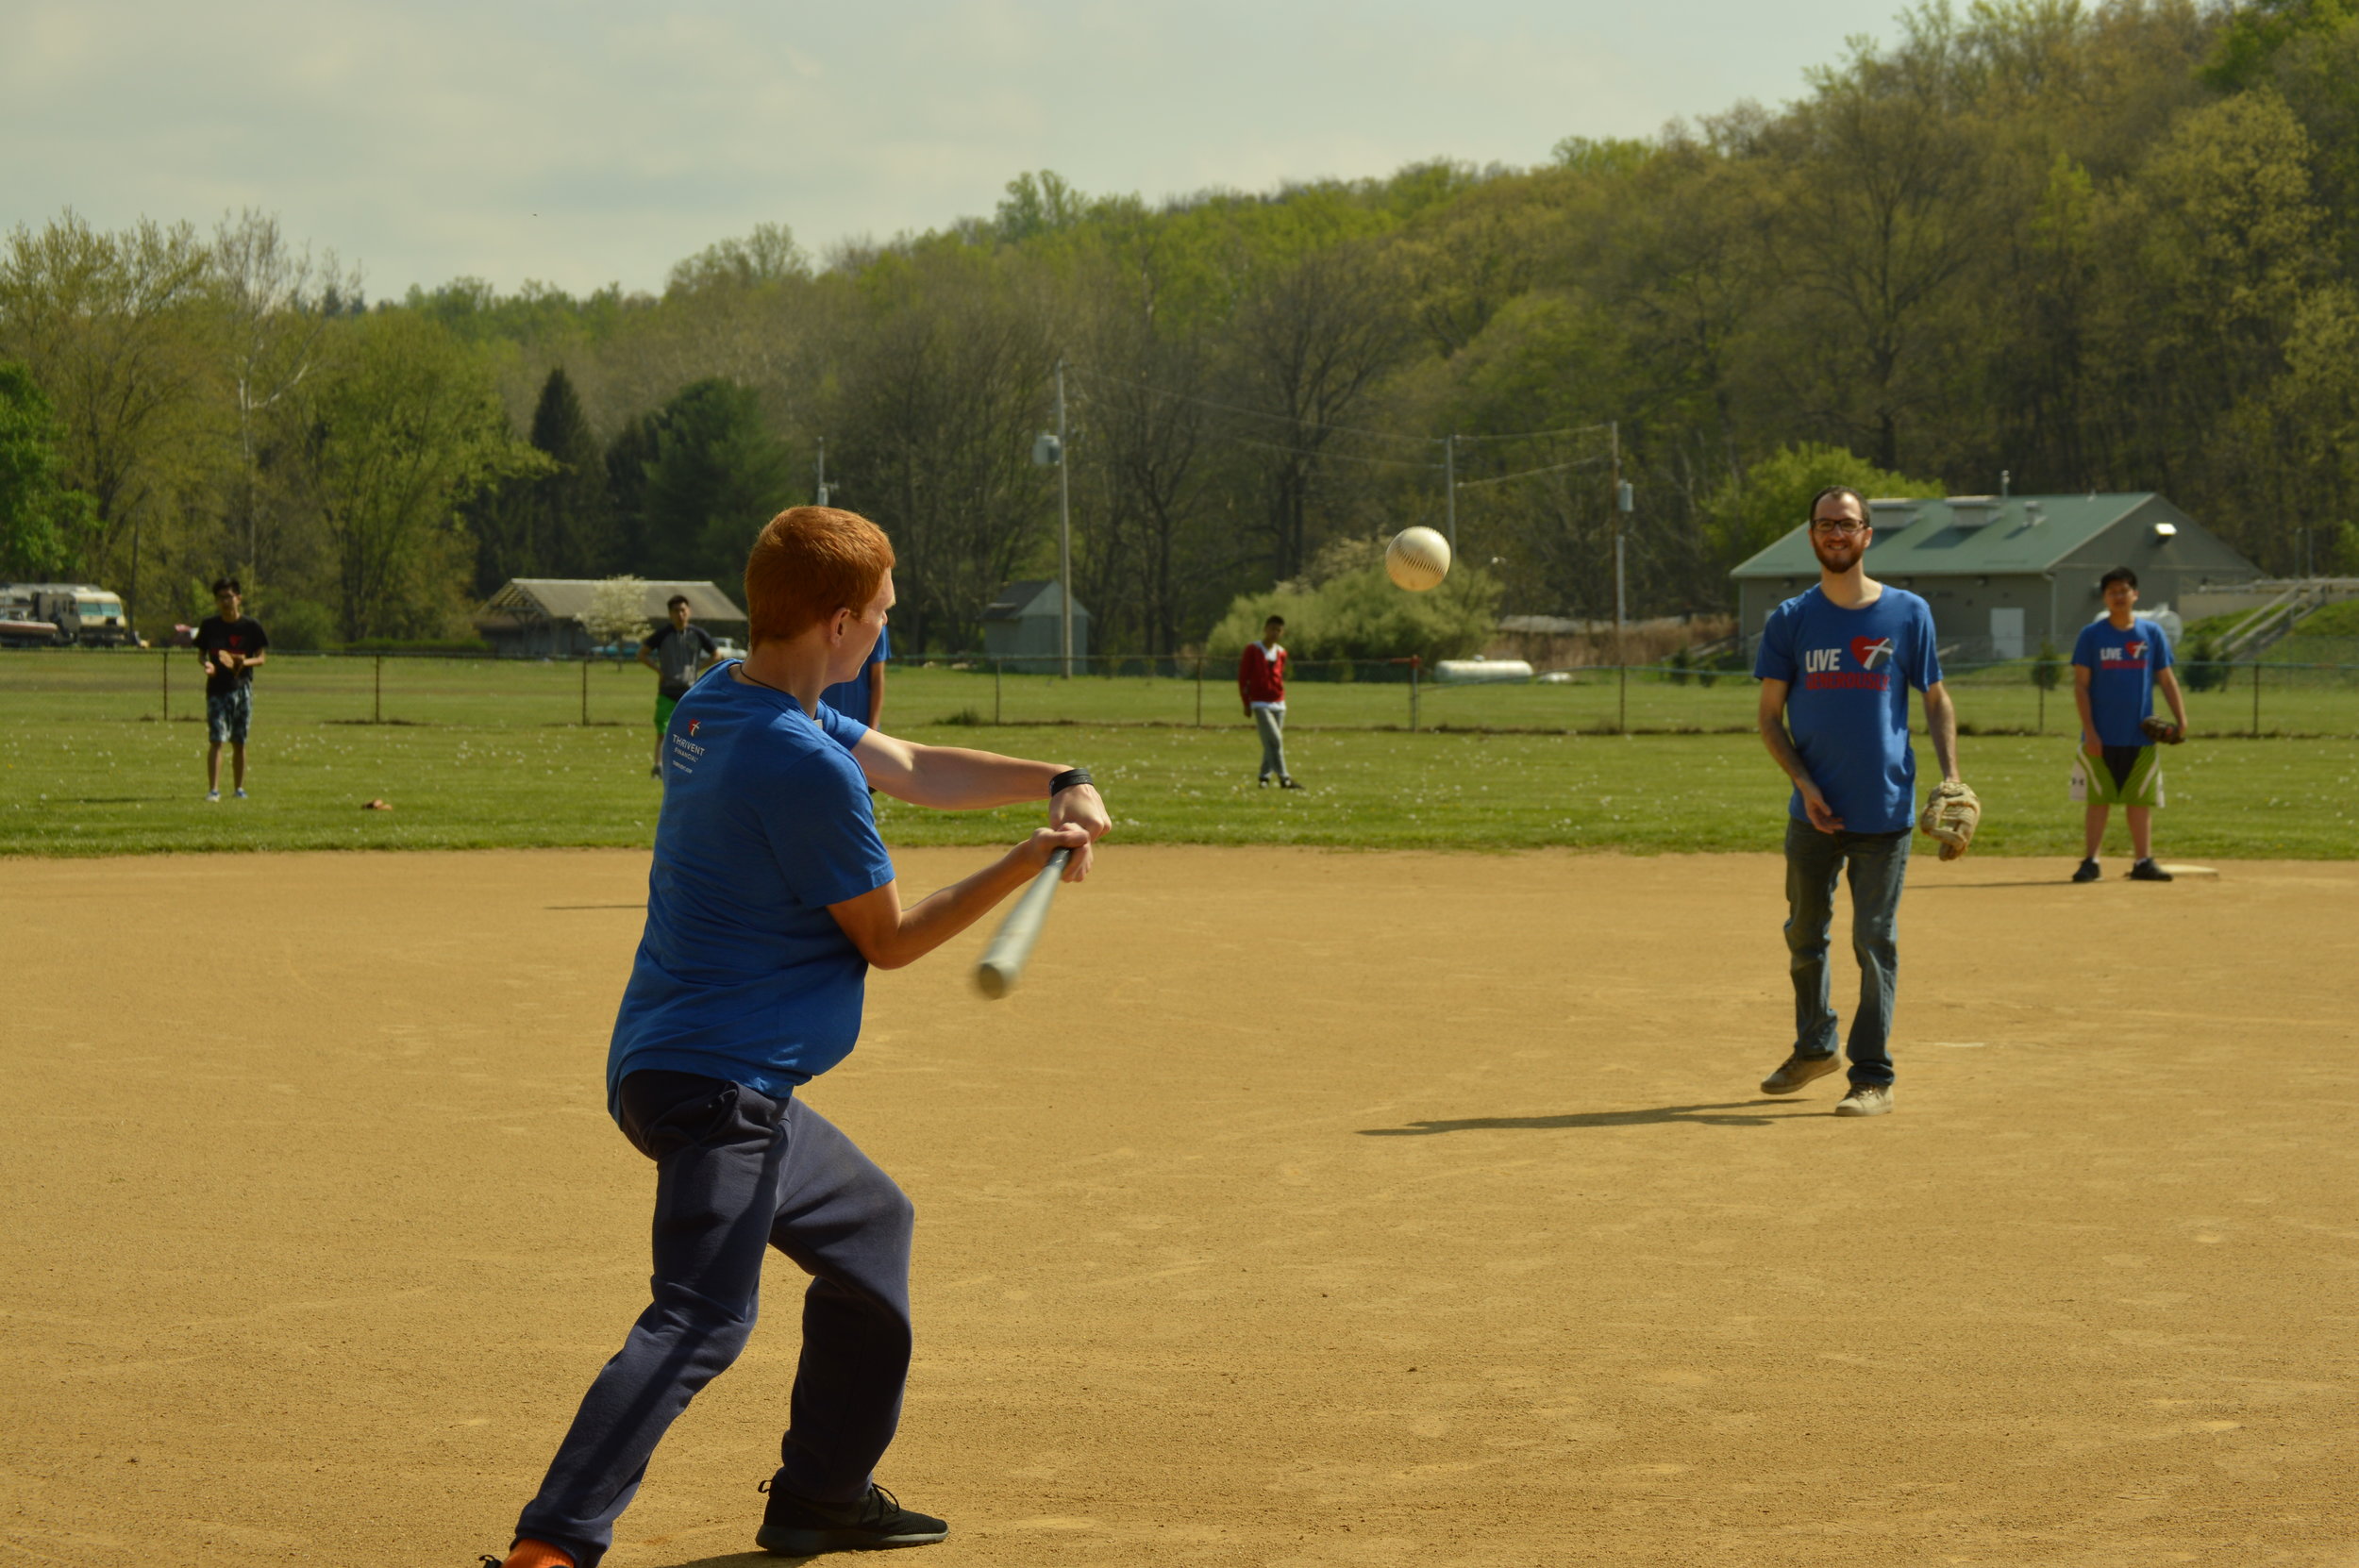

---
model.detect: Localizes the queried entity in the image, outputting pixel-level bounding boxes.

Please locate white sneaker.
[205,790,221,803]
[1834,1084,1893,1117]
[233,788,247,799]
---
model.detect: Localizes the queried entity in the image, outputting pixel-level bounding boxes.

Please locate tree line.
[6,0,2358,656]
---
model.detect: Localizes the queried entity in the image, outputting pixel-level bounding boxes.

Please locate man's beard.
[1812,535,1865,573]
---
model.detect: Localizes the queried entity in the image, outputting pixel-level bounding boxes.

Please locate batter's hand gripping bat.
[974,848,1071,999]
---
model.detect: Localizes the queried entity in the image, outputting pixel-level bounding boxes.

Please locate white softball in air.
[1385,526,1452,592]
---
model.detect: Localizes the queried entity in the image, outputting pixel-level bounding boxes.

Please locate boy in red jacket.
[1237,615,1301,788]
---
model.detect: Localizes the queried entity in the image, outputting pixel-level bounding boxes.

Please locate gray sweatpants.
[1253,706,1290,781]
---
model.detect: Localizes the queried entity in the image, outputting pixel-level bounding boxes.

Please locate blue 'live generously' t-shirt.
[820,624,890,725]
[1753,585,1943,833]
[2072,617,2173,746]
[607,664,896,1114]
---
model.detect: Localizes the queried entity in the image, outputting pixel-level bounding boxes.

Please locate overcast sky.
[5,0,1906,299]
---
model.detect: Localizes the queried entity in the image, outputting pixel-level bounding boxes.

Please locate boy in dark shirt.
[490,508,1110,1568]
[639,593,719,778]
[193,577,268,802]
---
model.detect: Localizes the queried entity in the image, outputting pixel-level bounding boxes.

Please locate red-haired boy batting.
[488,507,1110,1567]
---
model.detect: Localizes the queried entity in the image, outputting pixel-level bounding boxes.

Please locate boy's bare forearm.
[861,736,1064,809]
[875,848,1035,969]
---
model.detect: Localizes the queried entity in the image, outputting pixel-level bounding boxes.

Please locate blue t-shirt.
[820,625,890,726]
[2072,617,2173,747]
[607,663,895,1114]
[1753,585,1944,833]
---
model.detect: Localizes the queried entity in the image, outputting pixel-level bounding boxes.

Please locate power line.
[1230,436,1440,471]
[1063,364,1433,448]
[1451,457,1606,490]
[1453,423,1615,445]
[1067,363,1616,455]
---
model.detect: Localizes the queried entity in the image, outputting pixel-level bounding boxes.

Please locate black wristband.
[1048,768,1093,796]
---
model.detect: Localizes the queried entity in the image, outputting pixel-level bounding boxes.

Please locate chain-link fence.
[5,646,2355,737]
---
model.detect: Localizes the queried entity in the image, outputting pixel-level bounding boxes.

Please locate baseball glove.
[1917,780,1981,861]
[2139,715,2184,744]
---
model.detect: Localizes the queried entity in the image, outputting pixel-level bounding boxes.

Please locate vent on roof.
[1868,498,1919,526]
[1948,495,1999,529]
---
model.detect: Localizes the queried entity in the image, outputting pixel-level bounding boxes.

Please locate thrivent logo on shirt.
[688,719,702,736]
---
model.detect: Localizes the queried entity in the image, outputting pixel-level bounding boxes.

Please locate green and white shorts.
[2069,743,2165,808]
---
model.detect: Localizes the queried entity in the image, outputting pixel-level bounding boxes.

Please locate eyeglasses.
[1810,520,1868,537]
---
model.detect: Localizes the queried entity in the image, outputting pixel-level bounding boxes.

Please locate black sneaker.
[2071,859,2100,883]
[757,1479,947,1554]
[2128,859,2174,882]
[1280,776,1304,790]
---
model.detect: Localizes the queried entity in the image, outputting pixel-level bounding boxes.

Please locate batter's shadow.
[654,1554,809,1567]
[1359,1098,1812,1134]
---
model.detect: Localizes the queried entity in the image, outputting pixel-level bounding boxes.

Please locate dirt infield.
[5,846,2355,1567]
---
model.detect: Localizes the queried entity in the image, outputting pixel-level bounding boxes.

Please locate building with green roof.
[1729,493,2261,659]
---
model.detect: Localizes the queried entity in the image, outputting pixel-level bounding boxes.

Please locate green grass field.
[4,649,2354,859]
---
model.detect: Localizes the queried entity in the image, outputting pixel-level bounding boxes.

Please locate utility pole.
[815,438,829,507]
[1443,433,1458,554]
[1056,359,1073,678]
[1612,421,1631,733]
[1611,420,1626,644]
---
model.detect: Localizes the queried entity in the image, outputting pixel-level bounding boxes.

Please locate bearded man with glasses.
[1748,486,1965,1118]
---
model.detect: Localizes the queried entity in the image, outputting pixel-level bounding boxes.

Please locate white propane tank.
[1433,658,1534,684]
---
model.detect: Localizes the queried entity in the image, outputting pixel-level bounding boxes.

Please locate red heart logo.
[1849,636,1894,669]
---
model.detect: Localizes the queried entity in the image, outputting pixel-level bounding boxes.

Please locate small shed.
[981,580,1089,665]
[474,578,746,659]
[1730,493,2261,660]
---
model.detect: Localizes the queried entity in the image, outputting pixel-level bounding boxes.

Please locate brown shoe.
[1760,1052,1842,1095]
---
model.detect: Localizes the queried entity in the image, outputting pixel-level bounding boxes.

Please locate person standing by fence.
[194,577,268,802]
[640,595,718,779]
[1239,615,1301,789]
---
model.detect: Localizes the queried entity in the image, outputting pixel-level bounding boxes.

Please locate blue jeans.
[514,1072,915,1567]
[1782,818,1910,1087]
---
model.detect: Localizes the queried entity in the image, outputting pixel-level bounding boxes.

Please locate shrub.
[2031,639,2063,692]
[2181,633,2232,692]
[1207,536,1501,668]
[265,598,341,651]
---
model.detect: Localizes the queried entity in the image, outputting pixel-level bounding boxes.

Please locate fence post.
[375,654,383,725]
